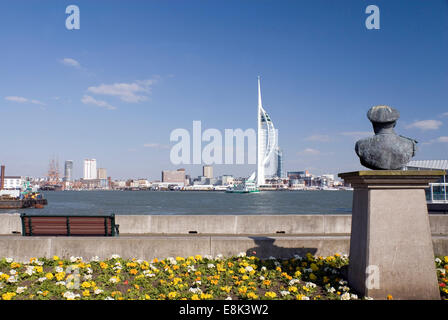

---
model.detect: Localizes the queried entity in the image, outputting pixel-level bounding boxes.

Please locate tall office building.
[97,168,107,180]
[203,165,213,179]
[257,77,279,185]
[64,160,74,182]
[276,148,284,178]
[83,159,97,180]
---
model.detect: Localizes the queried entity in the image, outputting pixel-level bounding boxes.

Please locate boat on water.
[226,172,260,194]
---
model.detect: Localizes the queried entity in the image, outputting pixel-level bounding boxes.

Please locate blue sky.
[1,0,447,180]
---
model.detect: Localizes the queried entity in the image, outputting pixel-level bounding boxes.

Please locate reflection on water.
[0,190,353,216]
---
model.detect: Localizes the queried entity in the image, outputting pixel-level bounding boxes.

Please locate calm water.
[0,190,353,215]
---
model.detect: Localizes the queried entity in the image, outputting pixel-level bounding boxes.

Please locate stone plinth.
[338,170,444,300]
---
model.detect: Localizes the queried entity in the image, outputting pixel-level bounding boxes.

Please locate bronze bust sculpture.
[355,105,417,170]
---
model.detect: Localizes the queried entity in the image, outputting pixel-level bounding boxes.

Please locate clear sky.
[1,0,447,180]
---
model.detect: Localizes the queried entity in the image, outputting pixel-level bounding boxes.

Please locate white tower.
[257,77,277,186]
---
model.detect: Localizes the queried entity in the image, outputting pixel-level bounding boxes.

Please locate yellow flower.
[100,262,108,269]
[145,294,151,300]
[263,280,271,286]
[200,293,213,300]
[81,281,91,289]
[247,292,259,299]
[221,286,231,293]
[168,292,177,299]
[11,262,21,269]
[387,294,393,300]
[289,286,298,293]
[296,294,308,300]
[55,272,65,281]
[1,292,16,300]
[191,294,200,300]
[309,273,317,281]
[82,290,90,297]
[53,256,59,261]
[310,263,319,272]
[238,286,248,295]
[129,269,138,275]
[173,277,182,285]
[265,291,277,299]
[294,270,302,278]
[239,267,246,274]
[34,266,43,273]
[45,273,54,280]
[195,255,202,261]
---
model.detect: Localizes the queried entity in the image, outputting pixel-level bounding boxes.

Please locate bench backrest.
[21,214,117,236]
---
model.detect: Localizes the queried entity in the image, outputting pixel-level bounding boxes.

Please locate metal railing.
[427,183,448,203]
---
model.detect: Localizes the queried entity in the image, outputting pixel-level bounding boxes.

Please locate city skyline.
[1,1,447,179]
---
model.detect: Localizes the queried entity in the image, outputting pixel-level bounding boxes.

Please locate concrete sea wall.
[0,214,446,262]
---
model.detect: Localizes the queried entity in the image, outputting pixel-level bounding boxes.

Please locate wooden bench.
[20,213,119,236]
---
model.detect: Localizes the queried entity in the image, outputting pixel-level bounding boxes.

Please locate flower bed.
[0,253,447,300]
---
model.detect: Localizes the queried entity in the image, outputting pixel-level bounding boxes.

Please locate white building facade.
[257,77,279,186]
[83,159,97,180]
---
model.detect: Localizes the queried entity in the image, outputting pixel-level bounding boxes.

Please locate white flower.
[225,296,232,300]
[37,277,47,283]
[261,267,267,272]
[109,277,119,283]
[56,281,66,286]
[36,260,44,266]
[94,289,104,295]
[16,286,27,294]
[5,258,13,263]
[339,279,348,285]
[299,296,310,300]
[63,291,80,300]
[364,296,374,300]
[245,266,254,272]
[289,279,300,286]
[7,276,17,283]
[259,276,265,281]
[268,256,276,260]
[86,268,93,274]
[25,266,35,276]
[350,294,358,300]
[215,254,224,260]
[70,256,77,262]
[293,255,303,261]
[55,266,64,273]
[167,257,177,265]
[437,268,446,275]
[90,256,100,262]
[435,258,442,264]
[204,255,213,260]
[280,291,290,297]
[194,280,202,285]
[207,263,215,269]
[341,292,351,300]
[110,254,120,259]
[104,297,114,300]
[327,287,336,293]
[189,287,203,294]
[238,252,246,257]
[305,282,317,289]
[9,269,17,276]
[143,270,155,277]
[83,274,92,280]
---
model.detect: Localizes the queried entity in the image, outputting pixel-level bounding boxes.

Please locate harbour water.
[0,190,353,216]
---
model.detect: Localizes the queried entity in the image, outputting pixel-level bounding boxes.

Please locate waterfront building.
[221,175,235,186]
[162,168,186,183]
[83,159,97,180]
[257,77,280,185]
[64,160,73,182]
[203,165,213,179]
[276,148,284,178]
[97,168,107,180]
[1,176,23,190]
[405,160,448,205]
